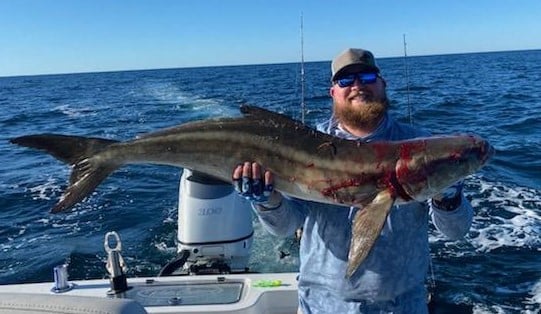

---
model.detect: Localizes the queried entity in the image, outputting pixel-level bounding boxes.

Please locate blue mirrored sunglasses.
[335,72,378,88]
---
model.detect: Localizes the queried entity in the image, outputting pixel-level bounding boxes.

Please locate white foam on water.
[142,81,192,104]
[53,104,96,117]
[469,179,540,253]
[428,175,541,311]
[472,304,516,313]
[430,175,541,254]
[153,241,175,254]
[142,81,238,117]
[524,279,541,313]
[27,176,62,201]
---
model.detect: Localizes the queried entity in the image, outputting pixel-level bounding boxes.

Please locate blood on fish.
[399,141,426,161]
[320,177,369,198]
[369,142,392,169]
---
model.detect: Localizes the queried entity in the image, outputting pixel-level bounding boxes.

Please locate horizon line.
[2,48,540,79]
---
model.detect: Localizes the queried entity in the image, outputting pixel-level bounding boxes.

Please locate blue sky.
[1,0,540,77]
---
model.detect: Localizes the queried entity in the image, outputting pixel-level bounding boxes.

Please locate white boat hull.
[0,272,299,314]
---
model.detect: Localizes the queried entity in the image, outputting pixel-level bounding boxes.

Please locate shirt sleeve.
[252,196,308,237]
[429,193,473,240]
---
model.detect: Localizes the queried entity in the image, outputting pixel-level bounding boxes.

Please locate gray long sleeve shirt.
[253,113,473,313]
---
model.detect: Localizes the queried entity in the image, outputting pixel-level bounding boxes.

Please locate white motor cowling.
[177,169,253,274]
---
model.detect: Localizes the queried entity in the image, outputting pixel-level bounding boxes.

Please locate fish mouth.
[458,136,494,166]
[478,140,494,165]
[486,141,495,161]
[449,138,494,171]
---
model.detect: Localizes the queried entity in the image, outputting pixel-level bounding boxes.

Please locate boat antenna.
[300,12,306,124]
[403,34,413,125]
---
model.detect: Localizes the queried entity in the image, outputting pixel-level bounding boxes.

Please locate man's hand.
[432,180,464,211]
[232,162,282,209]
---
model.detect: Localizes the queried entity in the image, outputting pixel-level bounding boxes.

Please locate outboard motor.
[174,169,253,275]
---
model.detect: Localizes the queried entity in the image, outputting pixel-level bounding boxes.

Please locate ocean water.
[1,50,540,313]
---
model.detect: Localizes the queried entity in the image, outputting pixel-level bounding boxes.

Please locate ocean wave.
[525,280,541,313]
[470,181,541,252]
[429,176,541,253]
[137,81,239,120]
[28,176,63,201]
[53,104,97,118]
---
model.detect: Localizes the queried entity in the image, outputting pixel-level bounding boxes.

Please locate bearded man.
[233,48,472,313]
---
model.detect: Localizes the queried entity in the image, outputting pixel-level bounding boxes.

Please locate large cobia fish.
[11,105,493,277]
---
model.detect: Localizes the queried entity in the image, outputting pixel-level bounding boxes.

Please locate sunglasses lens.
[337,75,355,87]
[336,73,378,87]
[360,73,377,84]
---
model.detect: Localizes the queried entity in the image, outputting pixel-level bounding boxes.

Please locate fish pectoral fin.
[346,189,395,278]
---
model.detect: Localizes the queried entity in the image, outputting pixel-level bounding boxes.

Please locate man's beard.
[334,95,389,131]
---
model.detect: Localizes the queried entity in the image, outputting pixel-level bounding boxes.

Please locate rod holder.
[51,264,74,293]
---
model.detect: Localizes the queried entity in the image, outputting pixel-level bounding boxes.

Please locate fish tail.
[10,134,120,213]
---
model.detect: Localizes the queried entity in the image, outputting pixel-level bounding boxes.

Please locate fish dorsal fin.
[240,104,305,128]
[137,105,302,140]
[346,189,396,278]
[239,105,344,148]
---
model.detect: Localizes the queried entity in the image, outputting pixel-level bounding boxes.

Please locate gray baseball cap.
[331,48,380,81]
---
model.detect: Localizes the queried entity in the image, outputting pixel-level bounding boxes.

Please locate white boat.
[0,272,299,314]
[0,170,300,314]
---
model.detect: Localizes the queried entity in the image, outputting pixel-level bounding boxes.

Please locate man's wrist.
[256,191,283,211]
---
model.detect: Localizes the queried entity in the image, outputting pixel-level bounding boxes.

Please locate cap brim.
[332,64,380,81]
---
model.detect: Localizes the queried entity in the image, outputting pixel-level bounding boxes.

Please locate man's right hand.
[232,162,282,209]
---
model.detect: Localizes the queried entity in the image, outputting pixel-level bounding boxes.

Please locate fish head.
[396,134,493,201]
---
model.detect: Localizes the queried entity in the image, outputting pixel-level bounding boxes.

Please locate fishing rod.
[403,34,438,307]
[403,34,413,126]
[300,12,306,124]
